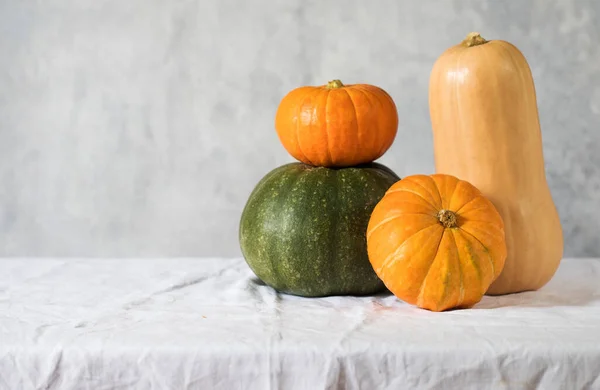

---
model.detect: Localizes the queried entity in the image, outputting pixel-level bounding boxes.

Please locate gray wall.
[1,0,599,257]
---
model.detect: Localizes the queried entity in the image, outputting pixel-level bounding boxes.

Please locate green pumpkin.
[239,162,400,297]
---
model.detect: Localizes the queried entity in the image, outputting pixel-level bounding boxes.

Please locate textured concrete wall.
[1,1,599,257]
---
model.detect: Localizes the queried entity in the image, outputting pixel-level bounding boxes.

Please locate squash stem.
[438,210,458,228]
[326,79,344,89]
[462,32,488,47]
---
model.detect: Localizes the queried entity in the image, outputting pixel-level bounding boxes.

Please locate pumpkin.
[275,80,398,167]
[429,32,564,295]
[366,174,507,311]
[240,162,399,297]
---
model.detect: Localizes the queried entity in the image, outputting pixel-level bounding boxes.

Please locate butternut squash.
[429,32,563,295]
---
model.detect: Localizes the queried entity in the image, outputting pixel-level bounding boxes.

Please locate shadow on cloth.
[476,285,599,309]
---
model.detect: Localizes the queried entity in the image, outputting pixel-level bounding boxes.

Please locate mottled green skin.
[239,162,400,297]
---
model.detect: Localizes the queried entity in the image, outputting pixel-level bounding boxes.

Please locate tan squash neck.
[462,32,488,47]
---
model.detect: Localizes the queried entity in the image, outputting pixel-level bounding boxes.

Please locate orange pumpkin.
[275,80,398,167]
[367,174,507,312]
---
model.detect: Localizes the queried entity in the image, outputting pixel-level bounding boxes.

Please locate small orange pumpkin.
[367,174,507,312]
[275,80,398,167]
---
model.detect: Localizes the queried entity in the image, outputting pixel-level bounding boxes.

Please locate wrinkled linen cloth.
[0,257,599,390]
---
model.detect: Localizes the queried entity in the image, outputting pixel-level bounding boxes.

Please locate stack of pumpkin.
[240,32,564,312]
[239,79,400,297]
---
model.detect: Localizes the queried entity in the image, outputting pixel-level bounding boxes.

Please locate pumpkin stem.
[462,32,488,47]
[326,79,345,89]
[438,209,458,228]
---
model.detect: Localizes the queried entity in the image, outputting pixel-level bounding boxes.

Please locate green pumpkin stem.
[326,79,345,89]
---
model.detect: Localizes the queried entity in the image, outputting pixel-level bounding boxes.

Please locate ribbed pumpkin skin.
[240,162,399,297]
[275,82,398,167]
[367,174,507,312]
[429,35,564,295]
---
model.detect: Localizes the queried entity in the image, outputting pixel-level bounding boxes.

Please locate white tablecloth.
[1,257,599,390]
